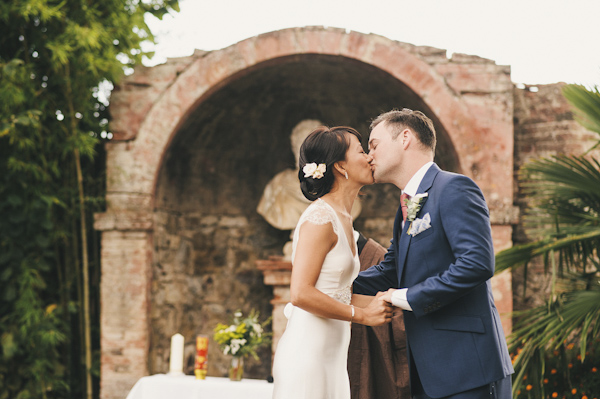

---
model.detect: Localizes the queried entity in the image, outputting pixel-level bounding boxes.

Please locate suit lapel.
[392,202,402,257]
[396,164,440,285]
[396,217,413,286]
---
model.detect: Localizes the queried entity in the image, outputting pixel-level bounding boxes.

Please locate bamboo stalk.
[65,61,93,399]
[75,147,92,399]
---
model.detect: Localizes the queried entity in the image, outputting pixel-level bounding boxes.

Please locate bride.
[272,126,393,399]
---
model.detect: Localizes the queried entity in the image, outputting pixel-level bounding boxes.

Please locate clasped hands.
[361,289,397,326]
[378,288,398,304]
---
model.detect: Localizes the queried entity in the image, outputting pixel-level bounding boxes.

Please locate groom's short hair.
[370,108,436,153]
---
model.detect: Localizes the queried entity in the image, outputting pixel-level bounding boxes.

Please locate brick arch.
[97,27,514,399]
[108,27,509,205]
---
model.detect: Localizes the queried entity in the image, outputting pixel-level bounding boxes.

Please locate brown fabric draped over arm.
[348,238,410,399]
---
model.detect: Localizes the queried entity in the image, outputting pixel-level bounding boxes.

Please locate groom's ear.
[401,129,412,150]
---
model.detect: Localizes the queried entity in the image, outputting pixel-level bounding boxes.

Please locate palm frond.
[519,156,600,201]
[509,290,600,396]
[562,84,600,142]
[496,229,600,273]
[496,154,600,275]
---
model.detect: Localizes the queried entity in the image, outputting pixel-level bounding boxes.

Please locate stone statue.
[257,119,361,259]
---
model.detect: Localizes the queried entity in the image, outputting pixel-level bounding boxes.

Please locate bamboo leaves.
[0,1,179,397]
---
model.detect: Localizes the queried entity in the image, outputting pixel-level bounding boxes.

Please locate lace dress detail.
[295,198,339,236]
[331,285,352,305]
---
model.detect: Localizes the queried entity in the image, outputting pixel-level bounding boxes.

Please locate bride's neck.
[322,190,355,218]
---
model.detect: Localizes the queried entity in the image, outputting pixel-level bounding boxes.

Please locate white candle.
[169,333,184,375]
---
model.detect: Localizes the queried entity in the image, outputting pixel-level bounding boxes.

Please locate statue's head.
[290,119,323,166]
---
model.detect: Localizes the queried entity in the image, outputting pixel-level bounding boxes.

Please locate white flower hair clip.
[303,163,327,179]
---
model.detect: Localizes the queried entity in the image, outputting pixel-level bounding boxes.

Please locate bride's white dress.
[272,198,360,399]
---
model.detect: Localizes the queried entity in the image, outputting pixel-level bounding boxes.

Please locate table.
[126,374,274,399]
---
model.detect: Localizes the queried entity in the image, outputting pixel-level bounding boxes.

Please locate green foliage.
[496,83,600,397]
[509,290,600,398]
[496,155,600,276]
[513,337,600,399]
[0,0,178,398]
[563,84,600,154]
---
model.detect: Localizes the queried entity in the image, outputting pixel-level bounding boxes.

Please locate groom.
[353,109,514,399]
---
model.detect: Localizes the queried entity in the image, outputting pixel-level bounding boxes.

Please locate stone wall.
[98,27,516,399]
[512,83,599,310]
[150,210,277,378]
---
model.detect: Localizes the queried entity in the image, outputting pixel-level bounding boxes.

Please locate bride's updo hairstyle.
[298,126,362,201]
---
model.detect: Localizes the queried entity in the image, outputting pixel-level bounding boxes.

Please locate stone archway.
[95,26,515,399]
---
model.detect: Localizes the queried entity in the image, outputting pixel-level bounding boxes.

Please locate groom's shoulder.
[436,169,472,184]
[434,169,483,192]
[431,172,487,213]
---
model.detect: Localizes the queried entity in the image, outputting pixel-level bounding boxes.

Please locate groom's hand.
[356,291,393,326]
[380,288,398,304]
[381,288,413,311]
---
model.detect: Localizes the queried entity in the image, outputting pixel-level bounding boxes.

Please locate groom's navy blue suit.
[354,164,513,398]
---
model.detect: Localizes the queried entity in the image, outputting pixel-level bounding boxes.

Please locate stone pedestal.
[256,257,292,356]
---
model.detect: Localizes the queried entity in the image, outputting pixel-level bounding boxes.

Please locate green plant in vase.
[213,309,271,381]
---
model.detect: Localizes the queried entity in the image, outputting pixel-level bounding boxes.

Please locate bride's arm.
[350,294,376,308]
[290,222,392,326]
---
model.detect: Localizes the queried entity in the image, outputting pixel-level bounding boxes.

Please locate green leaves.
[562,84,600,145]
[509,290,600,397]
[0,60,30,115]
[0,110,42,141]
[1,59,25,79]
[0,0,179,397]
[497,155,600,275]
[496,83,600,396]
[18,0,66,22]
[1,333,17,359]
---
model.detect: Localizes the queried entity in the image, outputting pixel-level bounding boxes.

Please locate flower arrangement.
[213,309,271,360]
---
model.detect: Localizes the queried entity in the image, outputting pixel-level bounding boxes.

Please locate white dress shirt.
[391,161,434,311]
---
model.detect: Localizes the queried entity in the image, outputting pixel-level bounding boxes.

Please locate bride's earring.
[344,170,348,180]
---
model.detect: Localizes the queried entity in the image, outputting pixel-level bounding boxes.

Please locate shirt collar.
[402,162,434,197]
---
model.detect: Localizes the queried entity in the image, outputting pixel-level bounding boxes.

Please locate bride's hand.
[356,291,393,326]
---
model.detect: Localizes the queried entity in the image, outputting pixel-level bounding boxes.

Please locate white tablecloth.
[126,374,274,399]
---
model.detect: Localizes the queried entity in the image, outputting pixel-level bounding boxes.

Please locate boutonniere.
[404,193,428,222]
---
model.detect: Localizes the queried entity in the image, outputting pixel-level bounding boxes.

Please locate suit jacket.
[353,164,513,398]
[348,239,410,399]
